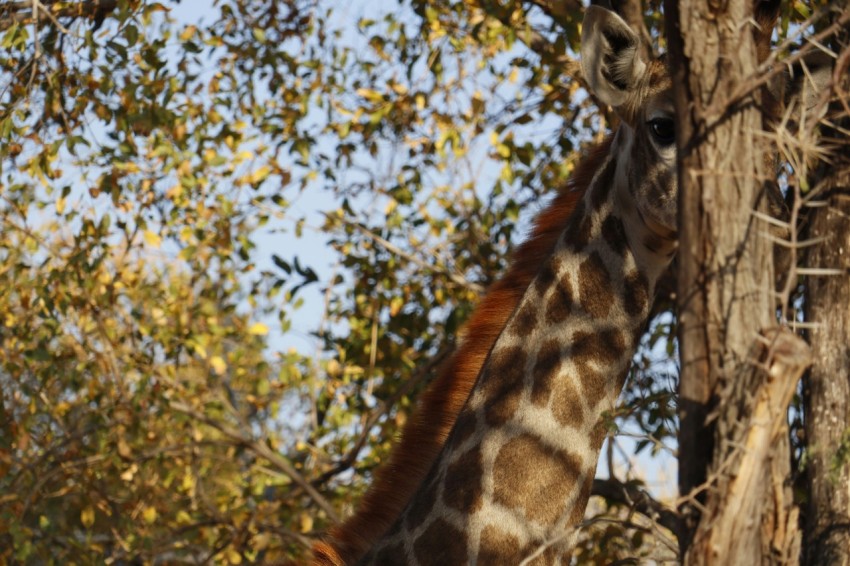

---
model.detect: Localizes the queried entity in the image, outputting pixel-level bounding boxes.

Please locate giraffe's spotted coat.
[551,370,587,428]
[413,518,467,565]
[444,446,485,515]
[492,434,582,525]
[531,340,563,408]
[482,347,527,426]
[478,525,523,565]
[354,8,680,563]
[545,273,574,325]
[578,251,614,319]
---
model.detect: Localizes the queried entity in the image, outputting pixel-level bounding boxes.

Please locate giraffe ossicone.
[315,6,678,565]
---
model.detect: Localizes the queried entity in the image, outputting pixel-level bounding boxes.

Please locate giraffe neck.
[358,149,675,565]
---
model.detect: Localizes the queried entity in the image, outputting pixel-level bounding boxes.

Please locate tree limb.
[592,477,681,537]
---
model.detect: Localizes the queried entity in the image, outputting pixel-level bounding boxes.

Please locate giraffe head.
[581,6,677,248]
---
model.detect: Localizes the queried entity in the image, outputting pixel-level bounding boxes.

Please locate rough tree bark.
[805,163,850,566]
[804,72,850,564]
[665,0,807,562]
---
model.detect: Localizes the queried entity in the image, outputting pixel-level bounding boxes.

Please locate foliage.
[0,0,834,563]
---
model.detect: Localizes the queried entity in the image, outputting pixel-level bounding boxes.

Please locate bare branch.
[592,477,681,537]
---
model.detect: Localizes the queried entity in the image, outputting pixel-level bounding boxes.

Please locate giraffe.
[305,3,796,563]
[343,6,677,563]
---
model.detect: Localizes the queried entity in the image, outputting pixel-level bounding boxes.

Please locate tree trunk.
[665,0,805,562]
[803,135,850,566]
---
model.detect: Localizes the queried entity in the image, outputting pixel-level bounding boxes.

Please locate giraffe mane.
[311,137,614,566]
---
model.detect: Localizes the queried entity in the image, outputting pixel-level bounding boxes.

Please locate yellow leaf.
[120,464,138,482]
[81,506,95,528]
[299,513,314,533]
[176,510,192,525]
[143,505,157,525]
[193,343,208,359]
[182,470,196,493]
[180,25,197,41]
[253,532,272,550]
[390,82,408,95]
[355,88,384,103]
[56,197,66,215]
[248,322,269,336]
[117,436,132,459]
[210,356,227,375]
[326,359,342,377]
[165,184,182,200]
[251,165,271,185]
[389,296,404,317]
[144,230,162,248]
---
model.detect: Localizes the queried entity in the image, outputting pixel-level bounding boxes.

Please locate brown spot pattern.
[578,366,607,412]
[570,472,597,525]
[514,300,539,335]
[533,262,556,298]
[493,434,582,525]
[531,340,563,408]
[477,525,524,565]
[405,470,441,532]
[601,214,627,256]
[545,275,574,325]
[590,421,609,451]
[372,542,408,566]
[564,200,592,252]
[444,446,484,515]
[551,375,583,429]
[448,410,479,451]
[572,329,626,369]
[623,269,649,318]
[413,518,468,566]
[482,346,527,426]
[590,158,616,210]
[578,252,613,319]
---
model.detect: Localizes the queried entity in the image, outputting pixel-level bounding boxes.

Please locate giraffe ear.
[581,6,647,109]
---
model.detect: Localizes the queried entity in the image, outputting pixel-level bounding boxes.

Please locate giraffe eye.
[648,118,675,146]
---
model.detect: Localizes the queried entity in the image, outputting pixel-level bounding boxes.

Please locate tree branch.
[592,477,681,537]
[0,0,118,31]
